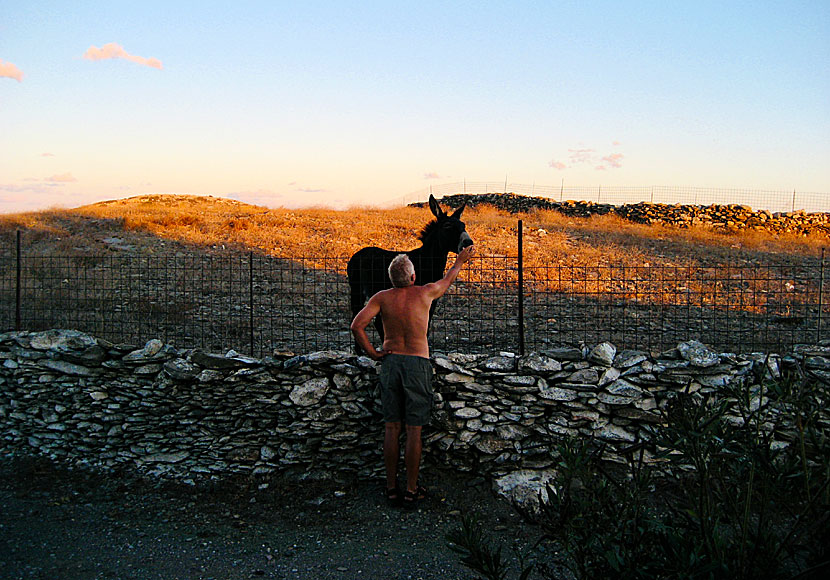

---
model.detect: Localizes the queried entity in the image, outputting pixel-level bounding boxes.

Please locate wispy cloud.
[568,148,596,164]
[3,173,77,191]
[0,182,64,195]
[45,173,77,183]
[83,43,163,69]
[0,185,80,213]
[599,153,624,169]
[41,152,56,157]
[0,59,24,81]
[0,184,39,194]
[287,181,327,193]
[549,143,625,171]
[424,172,441,180]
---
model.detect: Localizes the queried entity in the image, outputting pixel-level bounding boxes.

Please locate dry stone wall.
[1,330,828,489]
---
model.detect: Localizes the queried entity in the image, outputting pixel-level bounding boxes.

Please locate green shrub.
[450,364,830,579]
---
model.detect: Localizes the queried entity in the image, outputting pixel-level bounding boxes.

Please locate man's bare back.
[374,284,436,358]
[351,245,475,360]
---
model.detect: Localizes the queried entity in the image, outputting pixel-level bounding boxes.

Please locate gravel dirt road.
[0,456,542,580]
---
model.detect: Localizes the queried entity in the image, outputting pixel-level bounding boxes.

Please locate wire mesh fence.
[2,246,827,357]
[398,182,829,213]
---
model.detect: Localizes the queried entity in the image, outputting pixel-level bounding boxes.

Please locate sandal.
[386,485,402,507]
[402,484,428,510]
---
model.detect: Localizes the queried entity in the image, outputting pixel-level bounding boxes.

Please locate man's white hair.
[388,254,415,287]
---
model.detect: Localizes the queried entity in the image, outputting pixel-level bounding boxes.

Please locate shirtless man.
[350,245,475,508]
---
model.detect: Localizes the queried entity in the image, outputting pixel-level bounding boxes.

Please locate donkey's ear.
[450,201,467,219]
[428,194,444,218]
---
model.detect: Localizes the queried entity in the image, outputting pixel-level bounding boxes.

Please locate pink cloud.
[599,153,624,169]
[549,144,625,171]
[568,148,596,164]
[46,173,77,183]
[424,172,441,179]
[83,43,163,69]
[0,184,39,193]
[0,59,24,82]
[1,182,62,195]
[41,152,55,157]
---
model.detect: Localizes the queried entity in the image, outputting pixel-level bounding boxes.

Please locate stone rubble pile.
[1,330,828,497]
[416,193,830,237]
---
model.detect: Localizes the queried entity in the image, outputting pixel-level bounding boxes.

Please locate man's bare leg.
[404,425,423,493]
[384,422,402,491]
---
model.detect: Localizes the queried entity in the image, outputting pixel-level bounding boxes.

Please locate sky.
[1,1,829,214]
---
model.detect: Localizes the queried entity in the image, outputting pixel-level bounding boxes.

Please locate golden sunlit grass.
[2,193,822,266]
[2,193,826,310]
[0,194,826,332]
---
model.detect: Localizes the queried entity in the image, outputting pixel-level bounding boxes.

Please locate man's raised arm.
[424,245,475,299]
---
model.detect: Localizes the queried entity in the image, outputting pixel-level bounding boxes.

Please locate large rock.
[190,349,257,369]
[518,352,562,373]
[28,329,97,352]
[40,359,99,377]
[163,358,200,380]
[492,469,557,513]
[289,377,330,406]
[678,340,719,367]
[588,342,616,367]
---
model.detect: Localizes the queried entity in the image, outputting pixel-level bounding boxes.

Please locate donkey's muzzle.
[457,232,474,253]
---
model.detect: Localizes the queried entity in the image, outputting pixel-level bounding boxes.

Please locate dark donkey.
[347,194,474,352]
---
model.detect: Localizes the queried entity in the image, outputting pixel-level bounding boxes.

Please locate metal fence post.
[518,220,525,356]
[15,230,21,331]
[249,251,255,356]
[819,247,826,344]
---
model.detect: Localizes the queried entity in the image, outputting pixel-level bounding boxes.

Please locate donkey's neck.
[409,243,450,282]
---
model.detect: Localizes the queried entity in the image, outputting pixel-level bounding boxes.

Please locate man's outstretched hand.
[456,244,475,265]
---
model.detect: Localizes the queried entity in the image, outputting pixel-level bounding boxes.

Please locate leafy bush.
[447,513,534,580]
[450,364,829,579]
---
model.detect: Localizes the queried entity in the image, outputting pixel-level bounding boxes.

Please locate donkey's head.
[421,194,474,254]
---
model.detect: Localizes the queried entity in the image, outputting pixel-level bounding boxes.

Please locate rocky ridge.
[414,192,830,237]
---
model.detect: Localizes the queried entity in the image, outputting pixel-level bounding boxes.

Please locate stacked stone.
[427,341,775,472]
[415,193,830,237]
[617,203,830,236]
[1,329,827,489]
[417,193,615,217]
[0,330,387,483]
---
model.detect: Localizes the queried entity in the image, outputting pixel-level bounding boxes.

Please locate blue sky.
[1,1,828,213]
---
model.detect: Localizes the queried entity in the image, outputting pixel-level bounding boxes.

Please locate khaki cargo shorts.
[379,354,434,426]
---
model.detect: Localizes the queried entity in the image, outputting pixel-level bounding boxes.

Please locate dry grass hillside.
[1,193,827,355]
[1,194,825,270]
